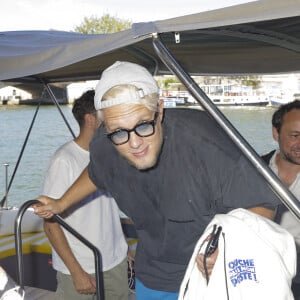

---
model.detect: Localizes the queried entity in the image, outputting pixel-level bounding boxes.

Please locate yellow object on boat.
[0,232,51,259]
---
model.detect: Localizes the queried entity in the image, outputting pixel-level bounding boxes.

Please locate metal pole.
[152,34,300,220]
[41,81,76,139]
[0,103,41,208]
[3,163,9,208]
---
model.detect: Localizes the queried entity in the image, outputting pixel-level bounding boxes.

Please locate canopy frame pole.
[152,33,300,220]
[41,80,76,139]
[0,103,41,208]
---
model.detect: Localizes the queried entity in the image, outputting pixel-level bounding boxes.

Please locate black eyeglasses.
[107,112,159,146]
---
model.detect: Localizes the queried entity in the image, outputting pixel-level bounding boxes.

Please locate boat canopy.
[0,0,299,84]
[1,0,300,222]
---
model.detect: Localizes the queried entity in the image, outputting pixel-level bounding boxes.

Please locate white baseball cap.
[94,61,159,110]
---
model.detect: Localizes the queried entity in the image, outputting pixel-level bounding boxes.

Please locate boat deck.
[22,287,136,299]
[24,287,55,299]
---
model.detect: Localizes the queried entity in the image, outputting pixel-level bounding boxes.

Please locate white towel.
[179,208,296,300]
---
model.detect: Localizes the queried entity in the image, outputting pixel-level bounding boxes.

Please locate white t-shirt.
[269,149,300,248]
[42,140,128,274]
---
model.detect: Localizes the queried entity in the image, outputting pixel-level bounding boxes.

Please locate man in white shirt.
[43,90,128,299]
[262,100,300,299]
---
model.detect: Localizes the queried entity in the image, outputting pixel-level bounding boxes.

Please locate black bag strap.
[261,149,276,164]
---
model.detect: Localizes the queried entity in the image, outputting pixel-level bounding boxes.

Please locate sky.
[0,0,256,32]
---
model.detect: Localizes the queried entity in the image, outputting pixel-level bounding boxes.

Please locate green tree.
[228,75,262,89]
[74,14,132,34]
[162,77,180,89]
[202,75,261,89]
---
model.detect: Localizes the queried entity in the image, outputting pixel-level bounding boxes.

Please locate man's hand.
[196,248,219,280]
[72,269,96,294]
[33,195,63,218]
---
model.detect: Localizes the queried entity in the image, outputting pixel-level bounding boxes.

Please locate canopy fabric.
[0,0,299,83]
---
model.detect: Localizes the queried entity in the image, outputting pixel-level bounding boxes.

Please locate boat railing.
[14,199,104,300]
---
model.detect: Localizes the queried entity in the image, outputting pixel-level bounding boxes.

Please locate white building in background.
[67,81,98,103]
[259,73,300,101]
[0,86,32,104]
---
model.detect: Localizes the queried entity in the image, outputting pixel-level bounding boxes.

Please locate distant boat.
[268,92,300,107]
[204,95,269,107]
[161,84,270,107]
[268,96,290,107]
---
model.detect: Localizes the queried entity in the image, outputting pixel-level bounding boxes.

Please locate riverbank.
[0,98,71,105]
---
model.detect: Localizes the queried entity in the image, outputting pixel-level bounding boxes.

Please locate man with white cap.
[35,61,280,300]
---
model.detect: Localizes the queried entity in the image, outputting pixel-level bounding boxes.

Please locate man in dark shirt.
[35,61,279,300]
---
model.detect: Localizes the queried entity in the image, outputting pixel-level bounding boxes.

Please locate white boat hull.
[162,95,269,107]
[211,96,269,106]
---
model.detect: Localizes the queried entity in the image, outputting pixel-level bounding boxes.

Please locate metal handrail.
[14,199,104,300]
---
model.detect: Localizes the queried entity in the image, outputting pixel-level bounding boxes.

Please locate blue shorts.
[136,278,179,300]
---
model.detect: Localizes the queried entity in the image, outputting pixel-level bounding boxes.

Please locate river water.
[0,105,278,207]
